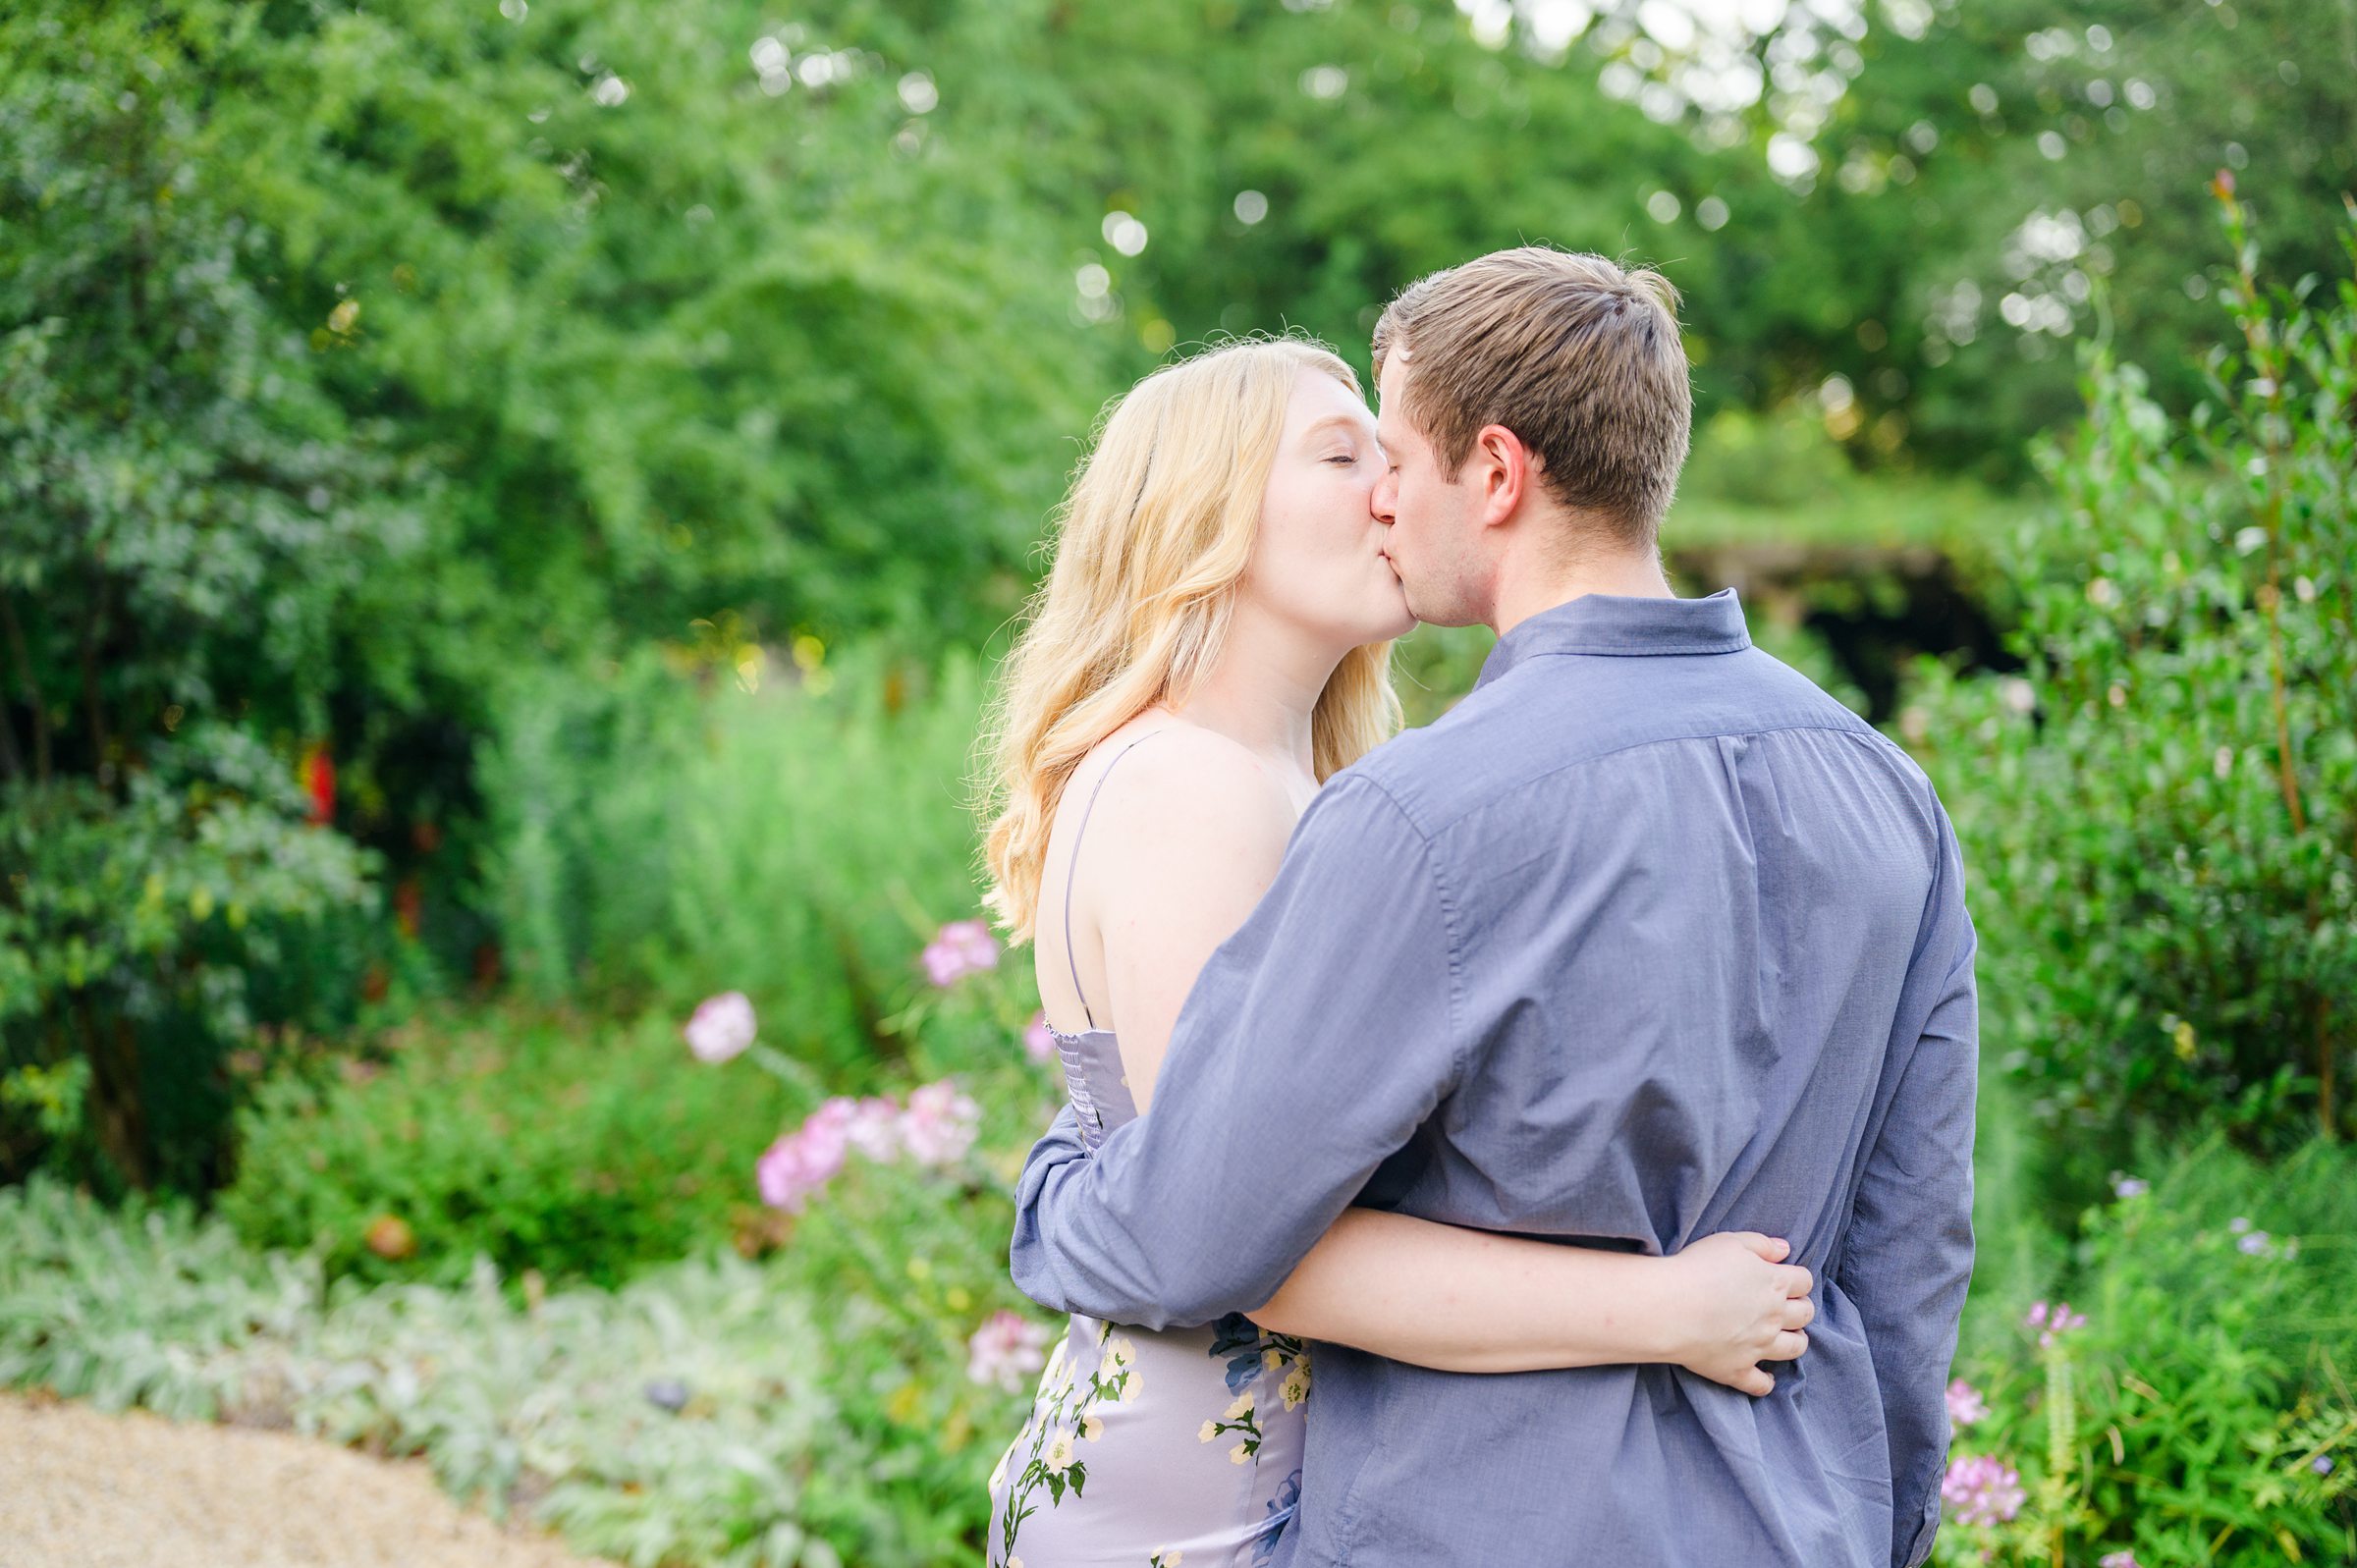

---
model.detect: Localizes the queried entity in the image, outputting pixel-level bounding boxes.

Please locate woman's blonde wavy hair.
[979,335,1403,942]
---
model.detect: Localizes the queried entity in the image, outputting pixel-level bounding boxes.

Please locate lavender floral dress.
[985,737,1311,1568]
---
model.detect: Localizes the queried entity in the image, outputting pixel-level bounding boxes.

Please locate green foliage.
[0,1161,1055,1567]
[1904,191,2355,1183]
[217,1003,792,1290]
[6,896,1071,1563]
[224,645,1045,1288]
[0,8,407,1190]
[1803,0,2357,477]
[0,726,378,1190]
[476,645,993,1057]
[1938,1138,2357,1567]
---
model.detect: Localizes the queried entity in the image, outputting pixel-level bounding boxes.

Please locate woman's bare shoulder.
[1076,721,1297,877]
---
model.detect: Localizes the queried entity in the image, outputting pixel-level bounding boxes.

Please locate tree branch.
[0,590,51,785]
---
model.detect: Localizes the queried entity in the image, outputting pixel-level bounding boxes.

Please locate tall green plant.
[1906,185,2355,1182]
[0,9,397,1189]
[476,645,994,1068]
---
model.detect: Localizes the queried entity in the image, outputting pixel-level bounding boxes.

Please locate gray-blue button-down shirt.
[1010,587,1977,1568]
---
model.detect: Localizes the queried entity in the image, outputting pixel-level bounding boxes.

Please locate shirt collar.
[1473,587,1752,690]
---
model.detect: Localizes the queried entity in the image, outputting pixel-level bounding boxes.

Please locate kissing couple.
[977,247,1977,1568]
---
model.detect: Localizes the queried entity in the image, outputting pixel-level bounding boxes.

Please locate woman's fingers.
[1732,1232,1791,1262]
[1777,1263,1814,1299]
[1761,1329,1810,1362]
[1783,1294,1817,1330]
[1735,1367,1776,1397]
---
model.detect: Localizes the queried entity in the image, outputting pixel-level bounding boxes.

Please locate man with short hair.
[1011,245,1977,1568]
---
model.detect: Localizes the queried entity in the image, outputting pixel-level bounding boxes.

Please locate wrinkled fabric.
[1011,588,1976,1568]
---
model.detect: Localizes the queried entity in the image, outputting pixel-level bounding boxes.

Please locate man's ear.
[1472,424,1538,529]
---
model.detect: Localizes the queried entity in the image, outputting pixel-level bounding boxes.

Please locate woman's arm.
[1251,1211,1813,1394]
[1073,734,1813,1393]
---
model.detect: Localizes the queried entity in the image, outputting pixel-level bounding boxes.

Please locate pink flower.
[756,1133,837,1212]
[754,1099,855,1211]
[2099,1552,2143,1568]
[1946,1379,1988,1428]
[2024,1299,2087,1348]
[1941,1454,2025,1528]
[1023,1010,1059,1064]
[922,919,1002,987]
[846,1096,904,1162]
[966,1309,1051,1392]
[900,1079,981,1166]
[684,991,757,1063]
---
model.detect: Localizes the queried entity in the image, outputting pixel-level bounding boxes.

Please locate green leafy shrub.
[218,1003,797,1289]
[1937,1137,2357,1567]
[1904,188,2356,1189]
[0,10,404,1193]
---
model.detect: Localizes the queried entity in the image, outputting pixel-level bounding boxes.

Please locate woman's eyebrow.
[1300,413,1373,444]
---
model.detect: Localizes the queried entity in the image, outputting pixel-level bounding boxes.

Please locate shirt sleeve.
[1836,796,1979,1568]
[1009,773,1466,1329]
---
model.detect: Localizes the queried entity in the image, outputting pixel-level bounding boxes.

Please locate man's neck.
[1491,549,1675,637]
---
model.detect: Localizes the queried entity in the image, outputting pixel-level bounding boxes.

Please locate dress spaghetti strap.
[1058,730,1164,1032]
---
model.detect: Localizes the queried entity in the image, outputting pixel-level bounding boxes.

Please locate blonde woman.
[978,338,1815,1568]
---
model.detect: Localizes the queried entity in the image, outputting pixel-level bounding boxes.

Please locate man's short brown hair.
[1371,246,1693,549]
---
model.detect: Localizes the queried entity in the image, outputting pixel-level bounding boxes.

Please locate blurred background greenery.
[2,1,2352,1564]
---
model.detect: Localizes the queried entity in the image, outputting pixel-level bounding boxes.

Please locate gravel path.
[0,1390,620,1568]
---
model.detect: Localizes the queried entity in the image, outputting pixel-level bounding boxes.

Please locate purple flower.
[966,1309,1051,1392]
[2238,1230,2273,1256]
[2229,1216,2252,1234]
[1941,1454,2025,1528]
[1022,1010,1059,1064]
[2025,1299,2087,1348]
[921,919,1002,987]
[2099,1553,2142,1568]
[2110,1173,2149,1200]
[901,1079,981,1166]
[1946,1379,1988,1428]
[684,991,757,1063]
[2313,1454,2335,1476]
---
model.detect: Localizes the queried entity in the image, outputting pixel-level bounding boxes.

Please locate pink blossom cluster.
[922,919,1002,987]
[966,1309,1052,1392]
[1941,1453,2025,1528]
[755,1079,983,1212]
[2024,1299,2088,1348]
[683,991,758,1064]
[1945,1378,1987,1428]
[901,1080,983,1165]
[2098,1552,2143,1568]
